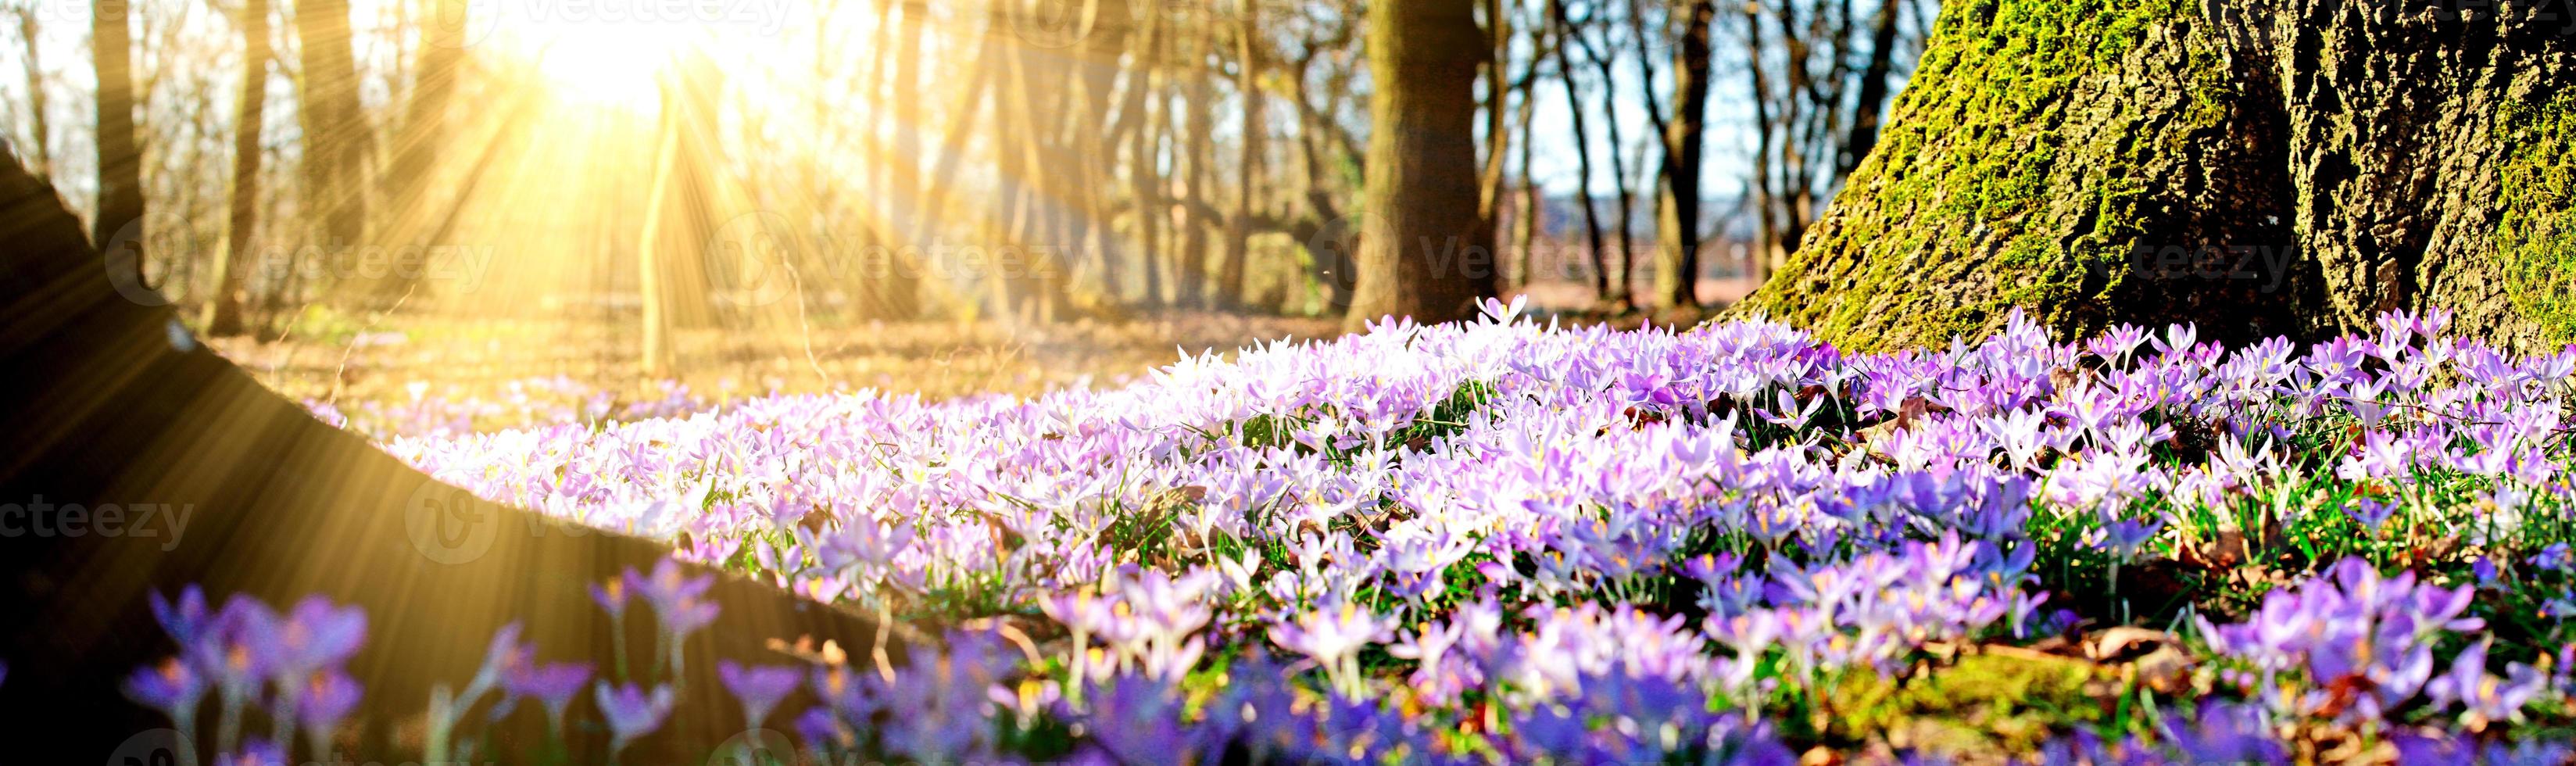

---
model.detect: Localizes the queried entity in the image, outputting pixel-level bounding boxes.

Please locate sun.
[490,13,703,109]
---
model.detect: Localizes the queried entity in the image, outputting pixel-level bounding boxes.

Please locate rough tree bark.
[1344,0,1499,328]
[1734,0,2576,353]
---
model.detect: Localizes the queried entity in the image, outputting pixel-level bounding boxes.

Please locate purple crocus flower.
[591,576,630,621]
[274,596,368,681]
[503,660,592,732]
[593,681,675,756]
[630,560,721,643]
[151,585,213,646]
[2531,542,2574,574]
[718,660,803,727]
[295,669,363,741]
[123,657,207,725]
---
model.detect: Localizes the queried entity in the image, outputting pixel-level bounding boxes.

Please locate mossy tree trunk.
[1734,0,2576,353]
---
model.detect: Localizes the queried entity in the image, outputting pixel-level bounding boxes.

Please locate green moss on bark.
[1740,0,2220,350]
[2496,97,2576,346]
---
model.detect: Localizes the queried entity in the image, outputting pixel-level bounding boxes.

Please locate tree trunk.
[1550,0,1611,304]
[0,145,905,762]
[14,8,48,181]
[363,0,467,302]
[1131,11,1168,310]
[1657,1,1716,309]
[1838,0,1904,177]
[1344,0,1496,328]
[292,0,369,261]
[1218,1,1264,313]
[871,0,928,320]
[91,0,145,291]
[1476,0,1513,236]
[1570,17,1637,310]
[1076,0,1138,304]
[203,0,270,337]
[639,55,727,378]
[1177,13,1216,311]
[1731,0,2576,353]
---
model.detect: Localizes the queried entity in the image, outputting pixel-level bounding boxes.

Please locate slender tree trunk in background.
[1476,0,1512,239]
[873,0,928,320]
[388,1,465,209]
[1079,0,1135,304]
[370,0,466,300]
[203,0,270,337]
[1575,27,1636,310]
[1048,0,1128,311]
[1658,1,1716,308]
[638,55,726,377]
[1287,53,1355,313]
[862,0,892,258]
[1131,12,1167,310]
[1549,0,1610,304]
[900,14,1000,292]
[1839,0,1902,177]
[1082,0,1133,304]
[1000,7,1072,324]
[1733,0,2576,353]
[1218,1,1263,313]
[1772,2,1819,259]
[91,0,145,289]
[1512,63,1540,289]
[1344,0,1496,328]
[1177,10,1216,311]
[639,114,682,378]
[292,0,369,263]
[1742,5,1780,285]
[13,9,47,180]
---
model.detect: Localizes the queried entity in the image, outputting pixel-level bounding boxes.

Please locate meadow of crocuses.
[141,301,2576,763]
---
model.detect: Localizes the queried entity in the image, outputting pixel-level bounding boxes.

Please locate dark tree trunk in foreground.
[0,146,901,763]
[1733,0,2576,353]
[1346,0,1499,328]
[91,0,145,291]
